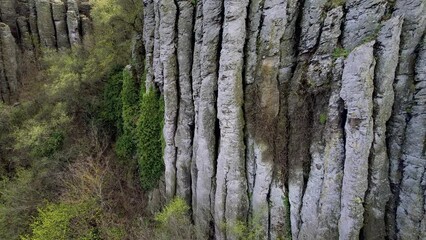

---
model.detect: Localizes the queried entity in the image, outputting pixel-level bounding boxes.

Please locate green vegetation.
[22,201,100,240]
[154,197,193,240]
[137,89,165,190]
[332,47,349,59]
[115,68,139,158]
[319,113,328,125]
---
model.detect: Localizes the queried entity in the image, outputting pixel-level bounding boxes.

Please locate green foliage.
[116,68,140,158]
[319,113,327,125]
[137,89,164,190]
[13,103,69,158]
[98,70,124,135]
[0,170,40,240]
[154,198,193,240]
[85,0,143,80]
[22,200,100,240]
[332,47,349,59]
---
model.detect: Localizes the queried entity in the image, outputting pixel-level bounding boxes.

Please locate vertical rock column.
[0,23,19,103]
[143,0,156,90]
[0,0,17,36]
[298,7,344,240]
[52,0,70,49]
[316,58,345,240]
[175,0,194,204]
[214,0,249,239]
[192,0,222,238]
[244,0,287,238]
[67,0,82,46]
[35,0,56,48]
[396,36,426,240]
[159,0,178,199]
[342,0,386,50]
[387,1,426,237]
[363,16,402,240]
[338,41,375,239]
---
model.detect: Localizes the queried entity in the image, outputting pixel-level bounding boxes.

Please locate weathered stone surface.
[175,0,194,205]
[386,2,426,237]
[316,58,345,240]
[159,0,178,200]
[35,0,56,48]
[192,0,221,238]
[298,0,327,53]
[17,16,33,51]
[363,16,402,240]
[134,1,426,239]
[396,35,426,240]
[298,7,343,240]
[67,0,81,46]
[52,0,70,49]
[339,41,375,239]
[0,23,18,103]
[0,0,17,36]
[143,0,155,91]
[152,0,163,90]
[342,0,386,50]
[214,1,249,239]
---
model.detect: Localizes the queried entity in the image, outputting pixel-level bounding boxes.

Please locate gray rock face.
[386,1,426,237]
[363,16,402,240]
[342,0,386,50]
[0,23,19,103]
[192,0,222,238]
[339,41,375,239]
[35,0,56,48]
[396,35,426,240]
[8,0,426,238]
[52,0,70,49]
[298,7,343,240]
[175,0,194,205]
[0,0,18,36]
[214,1,250,239]
[158,0,178,199]
[67,0,82,46]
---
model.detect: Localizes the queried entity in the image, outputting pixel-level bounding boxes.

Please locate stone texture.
[298,7,343,240]
[386,1,426,237]
[342,0,386,50]
[158,0,178,199]
[35,0,56,48]
[214,1,249,239]
[0,23,19,104]
[67,0,81,46]
[192,0,221,238]
[175,0,194,205]
[396,34,426,240]
[52,0,70,49]
[363,16,402,240]
[339,41,375,239]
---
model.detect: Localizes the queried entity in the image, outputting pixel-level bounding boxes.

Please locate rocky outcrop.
[0,0,92,103]
[143,0,426,239]
[339,41,375,239]
[363,16,402,240]
[0,23,19,104]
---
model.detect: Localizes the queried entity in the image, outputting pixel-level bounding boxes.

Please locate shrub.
[99,70,124,135]
[117,68,140,158]
[21,200,100,240]
[137,89,164,190]
[154,197,193,240]
[0,170,40,240]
